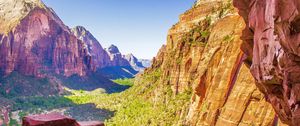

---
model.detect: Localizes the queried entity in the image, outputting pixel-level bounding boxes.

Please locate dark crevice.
[290,17,300,35]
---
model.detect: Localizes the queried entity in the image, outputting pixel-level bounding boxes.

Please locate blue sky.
[42,0,195,59]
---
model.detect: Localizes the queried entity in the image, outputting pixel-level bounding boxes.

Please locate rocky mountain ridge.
[0,0,148,98]
[1,0,293,125]
[99,45,149,79]
[72,26,150,77]
[124,53,146,71]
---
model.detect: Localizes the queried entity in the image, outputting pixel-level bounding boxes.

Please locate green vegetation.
[8,118,18,126]
[0,72,60,98]
[205,16,212,26]
[65,68,192,125]
[9,90,112,125]
[218,1,234,18]
[200,30,210,38]
[7,68,192,125]
[112,78,135,86]
[223,34,234,42]
[12,96,74,112]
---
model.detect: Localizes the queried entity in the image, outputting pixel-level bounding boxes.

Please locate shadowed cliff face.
[234,0,300,125]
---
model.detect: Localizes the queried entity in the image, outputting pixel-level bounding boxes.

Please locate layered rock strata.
[140,0,283,125]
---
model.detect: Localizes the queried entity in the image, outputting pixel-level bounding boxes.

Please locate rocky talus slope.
[234,0,300,125]
[136,0,287,125]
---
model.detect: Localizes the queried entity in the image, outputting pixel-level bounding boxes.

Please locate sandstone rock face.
[233,0,300,125]
[105,45,130,67]
[142,0,281,125]
[0,3,91,77]
[72,26,111,70]
[0,0,45,34]
[0,0,136,97]
[0,0,146,80]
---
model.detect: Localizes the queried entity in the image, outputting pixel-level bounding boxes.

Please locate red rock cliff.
[72,26,112,70]
[0,1,92,77]
[138,0,282,125]
[234,0,300,125]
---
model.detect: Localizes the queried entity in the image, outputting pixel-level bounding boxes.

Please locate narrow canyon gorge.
[1,0,300,125]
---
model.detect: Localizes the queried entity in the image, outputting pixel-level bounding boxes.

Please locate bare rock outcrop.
[0,3,91,77]
[105,44,130,67]
[0,0,127,96]
[124,53,146,71]
[139,0,282,125]
[234,0,300,125]
[72,26,111,70]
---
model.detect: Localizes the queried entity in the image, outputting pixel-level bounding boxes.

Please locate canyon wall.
[139,0,287,125]
[0,0,146,78]
[0,0,145,97]
[71,26,112,71]
[234,0,300,125]
[0,5,91,77]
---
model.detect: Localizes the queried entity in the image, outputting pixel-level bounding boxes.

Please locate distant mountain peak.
[125,53,134,57]
[72,26,88,35]
[71,26,94,41]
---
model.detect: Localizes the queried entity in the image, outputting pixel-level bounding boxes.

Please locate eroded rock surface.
[72,26,111,71]
[0,6,91,77]
[234,0,300,125]
[140,0,281,125]
[0,0,146,96]
[124,53,146,71]
[105,45,130,67]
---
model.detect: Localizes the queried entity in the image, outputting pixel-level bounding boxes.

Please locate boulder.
[23,113,79,126]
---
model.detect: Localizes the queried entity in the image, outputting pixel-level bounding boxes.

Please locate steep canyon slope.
[132,0,285,125]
